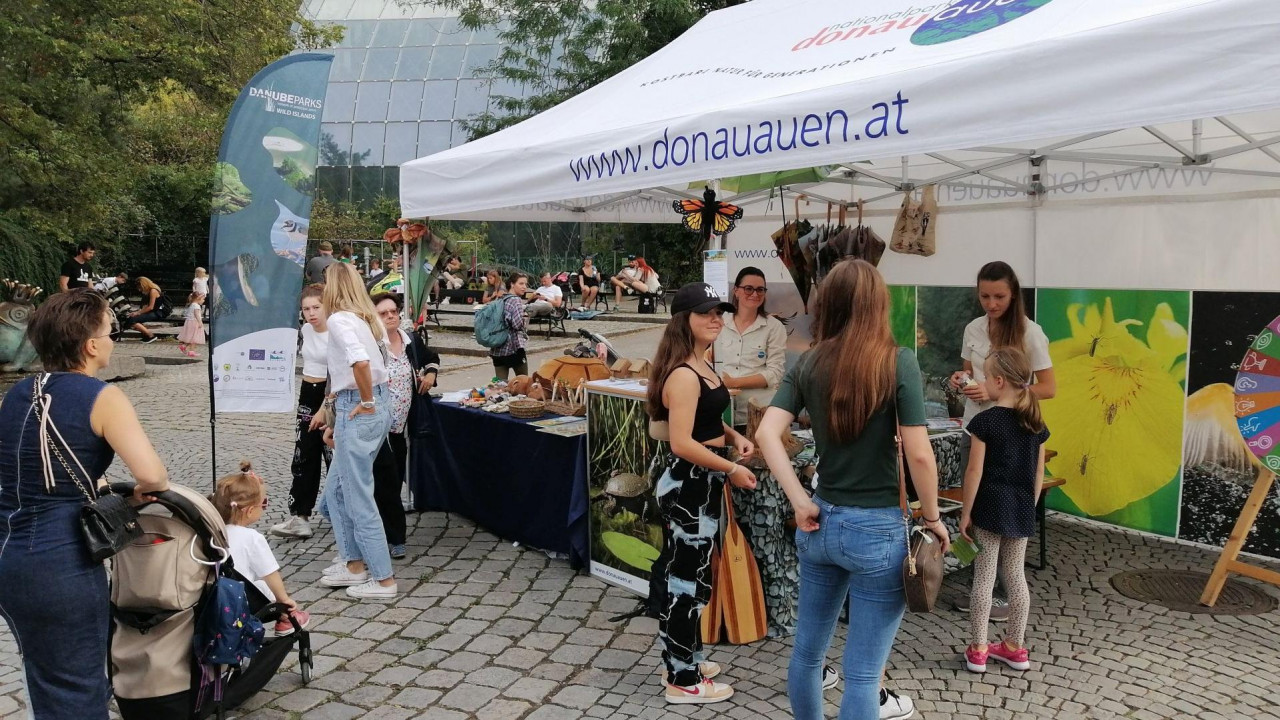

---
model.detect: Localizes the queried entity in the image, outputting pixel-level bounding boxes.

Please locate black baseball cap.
[671,283,735,315]
[626,254,636,260]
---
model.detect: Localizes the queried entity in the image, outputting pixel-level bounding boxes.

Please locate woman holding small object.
[714,266,787,429]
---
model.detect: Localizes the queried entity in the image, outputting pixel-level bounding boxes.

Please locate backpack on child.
[474,297,511,349]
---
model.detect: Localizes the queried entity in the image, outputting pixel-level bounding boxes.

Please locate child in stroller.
[109,482,313,720]
[212,460,311,636]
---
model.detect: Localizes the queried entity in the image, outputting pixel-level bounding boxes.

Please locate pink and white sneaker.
[988,641,1031,670]
[964,645,988,673]
[274,610,311,636]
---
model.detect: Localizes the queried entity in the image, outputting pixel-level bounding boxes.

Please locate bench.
[528,305,568,339]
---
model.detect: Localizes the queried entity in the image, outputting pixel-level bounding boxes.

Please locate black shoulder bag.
[32,374,142,562]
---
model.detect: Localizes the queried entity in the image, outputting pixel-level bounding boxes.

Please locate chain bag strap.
[32,374,142,562]
[894,364,943,613]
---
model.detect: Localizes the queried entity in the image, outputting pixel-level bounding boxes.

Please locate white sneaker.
[270,516,312,539]
[346,580,398,599]
[322,560,347,577]
[319,569,368,587]
[664,679,733,705]
[880,688,915,720]
[822,665,839,690]
[440,298,450,305]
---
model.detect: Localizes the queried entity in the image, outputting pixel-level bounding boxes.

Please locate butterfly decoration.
[673,187,743,238]
[383,217,429,247]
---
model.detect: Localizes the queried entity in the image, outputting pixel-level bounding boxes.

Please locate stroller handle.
[105,482,229,565]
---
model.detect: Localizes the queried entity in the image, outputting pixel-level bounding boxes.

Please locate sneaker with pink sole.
[964,645,988,673]
[274,610,311,636]
[987,641,1031,671]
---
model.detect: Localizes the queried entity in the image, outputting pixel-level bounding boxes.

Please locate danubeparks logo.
[790,0,1054,52]
[912,0,1055,45]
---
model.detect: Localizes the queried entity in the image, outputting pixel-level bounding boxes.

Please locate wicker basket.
[544,400,586,417]
[509,398,546,419]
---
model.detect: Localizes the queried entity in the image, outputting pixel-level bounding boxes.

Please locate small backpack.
[193,574,264,666]
[474,297,511,349]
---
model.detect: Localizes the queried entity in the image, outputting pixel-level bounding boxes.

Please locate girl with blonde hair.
[124,276,169,343]
[310,262,398,599]
[757,259,949,720]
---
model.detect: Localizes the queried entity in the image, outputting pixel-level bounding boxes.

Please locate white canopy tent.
[401,0,1280,229]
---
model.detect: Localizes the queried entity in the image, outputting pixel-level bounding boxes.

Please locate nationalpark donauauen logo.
[911,0,1056,46]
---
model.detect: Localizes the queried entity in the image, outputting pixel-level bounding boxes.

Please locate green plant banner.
[208,53,333,413]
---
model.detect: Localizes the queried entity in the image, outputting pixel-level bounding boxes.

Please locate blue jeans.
[790,498,907,720]
[0,500,110,719]
[329,386,394,581]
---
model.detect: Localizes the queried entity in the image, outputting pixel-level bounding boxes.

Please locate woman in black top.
[646,283,756,706]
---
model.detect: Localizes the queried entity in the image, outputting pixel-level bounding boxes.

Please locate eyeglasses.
[737,285,767,296]
[91,333,114,341]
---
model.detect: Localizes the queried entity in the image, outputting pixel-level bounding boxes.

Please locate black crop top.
[673,362,730,443]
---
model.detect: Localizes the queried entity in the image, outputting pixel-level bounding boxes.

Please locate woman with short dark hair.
[0,289,170,718]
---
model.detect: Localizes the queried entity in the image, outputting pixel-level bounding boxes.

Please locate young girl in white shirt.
[213,461,311,636]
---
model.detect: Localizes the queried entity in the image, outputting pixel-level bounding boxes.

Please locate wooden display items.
[1201,317,1280,606]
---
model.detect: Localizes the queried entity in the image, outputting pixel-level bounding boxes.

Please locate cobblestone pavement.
[1,353,1278,719]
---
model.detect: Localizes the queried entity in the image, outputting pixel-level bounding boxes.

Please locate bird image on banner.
[673,187,743,242]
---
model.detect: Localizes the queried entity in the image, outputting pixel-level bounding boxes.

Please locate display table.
[412,401,590,568]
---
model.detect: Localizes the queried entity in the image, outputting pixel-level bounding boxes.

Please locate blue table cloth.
[411,401,590,569]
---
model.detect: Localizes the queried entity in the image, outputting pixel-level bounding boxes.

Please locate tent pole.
[709,179,722,251]
[1192,119,1203,159]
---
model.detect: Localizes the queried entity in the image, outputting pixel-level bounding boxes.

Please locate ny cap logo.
[703,285,718,298]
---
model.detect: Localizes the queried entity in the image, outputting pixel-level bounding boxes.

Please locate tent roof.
[400,0,1280,220]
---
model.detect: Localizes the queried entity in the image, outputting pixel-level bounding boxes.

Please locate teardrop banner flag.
[207,53,333,413]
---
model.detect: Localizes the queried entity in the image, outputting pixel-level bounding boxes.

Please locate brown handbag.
[896,409,943,613]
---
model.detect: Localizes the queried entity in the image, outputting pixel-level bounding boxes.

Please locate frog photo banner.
[207,53,333,415]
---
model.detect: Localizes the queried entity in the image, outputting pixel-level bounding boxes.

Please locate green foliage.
[309,196,403,241]
[416,0,743,139]
[0,0,341,279]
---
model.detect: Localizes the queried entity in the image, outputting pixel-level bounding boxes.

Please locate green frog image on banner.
[0,281,41,372]
[912,0,1055,46]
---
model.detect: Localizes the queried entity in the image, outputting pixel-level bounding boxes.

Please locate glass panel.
[318,123,353,165]
[351,166,385,206]
[354,81,391,122]
[462,44,500,77]
[337,19,376,47]
[451,121,470,147]
[426,45,465,80]
[381,167,400,201]
[361,48,400,81]
[383,122,419,165]
[329,49,366,82]
[321,82,358,123]
[316,0,354,21]
[470,23,502,44]
[387,81,424,121]
[370,19,410,46]
[395,47,432,80]
[420,80,456,121]
[406,18,442,46]
[351,123,385,166]
[436,17,471,45]
[417,122,452,156]
[317,166,351,204]
[346,0,386,20]
[453,79,489,120]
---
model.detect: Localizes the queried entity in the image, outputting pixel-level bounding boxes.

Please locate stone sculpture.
[0,280,42,373]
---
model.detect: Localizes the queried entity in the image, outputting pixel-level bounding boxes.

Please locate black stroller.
[107,482,313,720]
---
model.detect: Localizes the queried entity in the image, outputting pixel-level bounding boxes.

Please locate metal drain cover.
[1110,570,1278,615]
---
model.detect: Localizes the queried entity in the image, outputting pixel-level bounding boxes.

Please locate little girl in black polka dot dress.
[959,346,1050,674]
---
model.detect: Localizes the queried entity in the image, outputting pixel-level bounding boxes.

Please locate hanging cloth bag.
[890,191,923,255]
[915,184,939,257]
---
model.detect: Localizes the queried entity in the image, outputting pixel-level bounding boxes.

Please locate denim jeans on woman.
[790,497,907,720]
[328,385,394,581]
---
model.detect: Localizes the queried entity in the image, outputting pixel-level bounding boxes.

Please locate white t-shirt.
[533,284,562,303]
[960,315,1052,423]
[193,277,209,295]
[226,524,279,601]
[301,324,329,379]
[326,311,389,391]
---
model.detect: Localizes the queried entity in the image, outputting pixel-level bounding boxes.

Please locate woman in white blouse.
[714,267,788,428]
[313,262,398,599]
[272,285,330,540]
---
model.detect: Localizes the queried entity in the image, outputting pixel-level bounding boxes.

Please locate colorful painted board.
[1234,317,1280,474]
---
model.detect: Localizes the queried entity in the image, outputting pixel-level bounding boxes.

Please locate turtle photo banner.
[208,53,333,413]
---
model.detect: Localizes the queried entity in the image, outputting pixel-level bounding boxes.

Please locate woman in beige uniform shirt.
[714,267,788,428]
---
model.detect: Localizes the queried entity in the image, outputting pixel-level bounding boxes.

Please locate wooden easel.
[1200,467,1280,606]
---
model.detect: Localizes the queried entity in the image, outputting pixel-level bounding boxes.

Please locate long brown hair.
[730,266,768,317]
[985,347,1045,434]
[810,259,897,442]
[977,261,1027,350]
[647,310,695,421]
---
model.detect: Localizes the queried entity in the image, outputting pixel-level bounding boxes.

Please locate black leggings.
[373,431,407,546]
[288,380,331,517]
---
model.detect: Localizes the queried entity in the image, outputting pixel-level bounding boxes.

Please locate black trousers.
[288,380,331,517]
[373,431,407,546]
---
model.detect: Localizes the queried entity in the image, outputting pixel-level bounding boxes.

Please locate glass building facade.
[303,0,528,205]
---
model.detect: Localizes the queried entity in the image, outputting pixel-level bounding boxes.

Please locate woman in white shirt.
[313,262,398,600]
[949,261,1057,462]
[714,267,788,428]
[272,285,331,540]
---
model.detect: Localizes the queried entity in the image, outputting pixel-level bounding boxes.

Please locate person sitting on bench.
[610,255,661,305]
[526,272,564,317]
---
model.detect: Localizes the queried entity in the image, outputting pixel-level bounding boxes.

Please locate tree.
[416,0,744,139]
[0,0,340,288]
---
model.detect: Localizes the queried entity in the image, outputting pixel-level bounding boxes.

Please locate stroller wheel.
[300,657,313,684]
